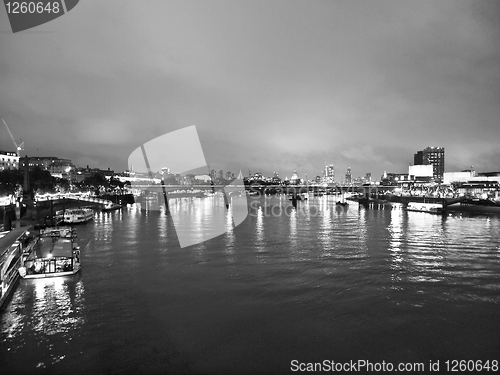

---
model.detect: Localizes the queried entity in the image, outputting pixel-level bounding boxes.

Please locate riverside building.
[413,147,445,182]
[0,150,19,171]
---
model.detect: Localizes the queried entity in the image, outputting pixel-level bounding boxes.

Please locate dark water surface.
[1,196,500,374]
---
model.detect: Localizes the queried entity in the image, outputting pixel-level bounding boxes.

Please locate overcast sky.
[1,0,499,180]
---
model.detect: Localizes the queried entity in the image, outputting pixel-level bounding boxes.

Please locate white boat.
[0,226,35,308]
[406,202,443,214]
[19,226,81,279]
[63,208,94,224]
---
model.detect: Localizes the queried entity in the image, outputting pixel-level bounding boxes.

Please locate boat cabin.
[21,227,80,278]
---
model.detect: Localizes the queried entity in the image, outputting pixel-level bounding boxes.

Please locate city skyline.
[2,144,498,185]
[1,1,499,179]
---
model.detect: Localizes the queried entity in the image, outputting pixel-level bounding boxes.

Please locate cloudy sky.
[1,0,499,180]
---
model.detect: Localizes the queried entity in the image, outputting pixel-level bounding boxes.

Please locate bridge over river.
[35,193,120,208]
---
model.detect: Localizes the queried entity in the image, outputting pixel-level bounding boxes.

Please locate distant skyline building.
[69,165,114,183]
[364,173,372,184]
[323,164,335,184]
[345,167,352,184]
[26,156,74,177]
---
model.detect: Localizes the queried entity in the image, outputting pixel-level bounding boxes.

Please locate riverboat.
[447,198,500,214]
[19,226,81,279]
[406,202,443,214]
[63,208,94,224]
[0,226,35,308]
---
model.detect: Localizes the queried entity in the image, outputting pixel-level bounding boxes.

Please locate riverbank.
[1,201,101,229]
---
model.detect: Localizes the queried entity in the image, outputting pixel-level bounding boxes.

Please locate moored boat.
[406,202,443,214]
[446,198,500,214]
[19,226,81,279]
[0,226,35,308]
[63,208,94,224]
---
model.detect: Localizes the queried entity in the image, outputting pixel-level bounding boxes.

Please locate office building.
[324,164,335,184]
[345,167,352,184]
[414,147,445,182]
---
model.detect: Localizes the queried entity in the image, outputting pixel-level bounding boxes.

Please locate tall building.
[345,167,352,184]
[414,147,445,182]
[425,147,444,181]
[324,164,335,184]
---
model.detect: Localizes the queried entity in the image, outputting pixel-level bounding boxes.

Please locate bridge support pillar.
[291,190,298,208]
[161,181,170,213]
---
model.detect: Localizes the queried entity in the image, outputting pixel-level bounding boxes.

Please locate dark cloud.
[0,0,498,179]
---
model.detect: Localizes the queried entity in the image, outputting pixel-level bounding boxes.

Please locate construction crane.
[1,117,25,157]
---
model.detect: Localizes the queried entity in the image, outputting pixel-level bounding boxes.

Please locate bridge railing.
[35,193,113,206]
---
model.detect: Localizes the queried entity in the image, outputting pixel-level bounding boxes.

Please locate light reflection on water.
[31,278,85,336]
[1,276,85,370]
[1,196,500,374]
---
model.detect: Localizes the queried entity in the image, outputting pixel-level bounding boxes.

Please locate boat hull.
[447,203,500,214]
[21,266,81,279]
[0,226,34,309]
[406,202,443,214]
[61,217,93,224]
[62,220,92,224]
[0,273,19,309]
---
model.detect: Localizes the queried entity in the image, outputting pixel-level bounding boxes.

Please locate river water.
[1,195,500,374]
